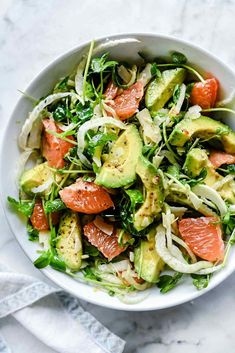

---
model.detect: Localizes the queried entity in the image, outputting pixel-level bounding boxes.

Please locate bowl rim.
[1,32,235,311]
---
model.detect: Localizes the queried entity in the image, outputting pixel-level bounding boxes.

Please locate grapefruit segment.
[42,119,74,169]
[109,81,144,120]
[178,217,224,262]
[209,150,235,169]
[30,199,49,231]
[59,178,114,214]
[83,222,126,260]
[190,78,218,109]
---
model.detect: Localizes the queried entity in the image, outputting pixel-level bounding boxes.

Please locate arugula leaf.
[27,222,39,242]
[44,199,66,214]
[86,132,117,157]
[84,81,95,100]
[119,192,149,237]
[53,105,72,122]
[222,211,235,236]
[227,164,235,174]
[91,53,118,73]
[215,126,230,137]
[172,84,181,104]
[72,102,93,124]
[191,274,212,290]
[186,168,207,187]
[8,196,35,217]
[125,189,144,209]
[151,63,161,78]
[84,241,100,257]
[185,82,194,98]
[157,272,183,293]
[167,165,180,179]
[171,51,187,65]
[54,76,69,92]
[34,251,51,269]
[34,249,66,272]
[50,254,66,272]
[83,267,100,281]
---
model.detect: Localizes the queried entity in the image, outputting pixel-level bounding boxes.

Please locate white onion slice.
[170,206,188,217]
[137,108,161,146]
[31,177,54,193]
[19,92,79,150]
[193,184,227,216]
[188,189,203,210]
[58,122,77,132]
[170,243,188,263]
[212,174,234,190]
[169,84,186,116]
[172,235,197,263]
[98,260,129,273]
[39,231,50,250]
[138,63,152,86]
[76,149,92,168]
[77,117,126,152]
[94,216,114,236]
[195,265,223,275]
[155,225,214,274]
[16,149,37,181]
[184,105,202,120]
[93,103,103,118]
[99,273,123,284]
[27,118,43,149]
[117,65,137,87]
[75,57,86,103]
[102,101,119,119]
[152,155,164,168]
[229,205,235,214]
[129,252,134,263]
[121,269,149,291]
[118,291,150,304]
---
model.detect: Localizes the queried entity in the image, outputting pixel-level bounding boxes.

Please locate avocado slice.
[133,156,164,231]
[134,230,164,283]
[169,115,235,154]
[95,125,142,188]
[145,68,186,115]
[183,148,235,203]
[56,211,82,271]
[20,162,53,196]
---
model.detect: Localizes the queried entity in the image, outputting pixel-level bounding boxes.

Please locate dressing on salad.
[8,40,235,301]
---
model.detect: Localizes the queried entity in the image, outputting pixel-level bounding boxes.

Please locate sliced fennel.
[77,117,126,152]
[169,83,186,116]
[19,92,79,150]
[136,108,162,146]
[155,225,216,274]
[192,184,227,216]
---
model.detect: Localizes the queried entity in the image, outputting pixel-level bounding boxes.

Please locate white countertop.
[1,0,235,352]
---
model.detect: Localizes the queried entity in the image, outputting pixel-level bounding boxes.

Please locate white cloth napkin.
[0,264,125,353]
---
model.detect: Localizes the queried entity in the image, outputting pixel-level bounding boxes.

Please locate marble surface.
[1,0,235,352]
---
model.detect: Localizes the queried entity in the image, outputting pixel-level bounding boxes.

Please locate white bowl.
[1,33,235,311]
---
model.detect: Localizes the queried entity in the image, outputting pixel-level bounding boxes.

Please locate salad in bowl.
[8,39,235,302]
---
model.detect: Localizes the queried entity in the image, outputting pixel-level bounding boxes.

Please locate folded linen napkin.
[0,265,125,353]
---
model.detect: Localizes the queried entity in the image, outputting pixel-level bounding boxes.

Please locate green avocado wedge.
[169,115,235,153]
[134,230,165,283]
[145,68,186,115]
[133,156,164,231]
[20,162,54,196]
[183,148,235,203]
[95,125,142,188]
[56,211,82,271]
